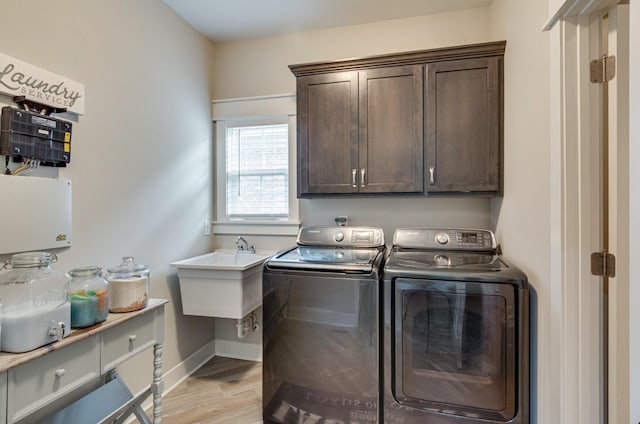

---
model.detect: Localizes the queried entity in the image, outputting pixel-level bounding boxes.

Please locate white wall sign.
[0,52,85,114]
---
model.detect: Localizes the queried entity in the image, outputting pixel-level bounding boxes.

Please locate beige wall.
[212,8,491,99]
[490,0,550,422]
[0,1,561,419]
[210,7,497,246]
[209,7,499,349]
[0,0,217,393]
[211,2,551,422]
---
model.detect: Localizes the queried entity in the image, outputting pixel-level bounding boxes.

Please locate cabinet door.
[359,66,424,193]
[426,57,501,194]
[297,72,359,196]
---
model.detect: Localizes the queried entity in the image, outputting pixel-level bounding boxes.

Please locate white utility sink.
[171,249,272,271]
[171,249,276,319]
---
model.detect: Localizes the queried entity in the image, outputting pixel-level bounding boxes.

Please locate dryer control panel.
[393,228,497,251]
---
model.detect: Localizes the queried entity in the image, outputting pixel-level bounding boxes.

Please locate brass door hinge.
[591,251,616,277]
[590,55,616,83]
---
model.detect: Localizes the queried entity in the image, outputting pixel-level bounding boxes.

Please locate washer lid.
[267,246,383,273]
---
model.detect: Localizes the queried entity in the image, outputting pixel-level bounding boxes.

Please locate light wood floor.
[158,356,262,424]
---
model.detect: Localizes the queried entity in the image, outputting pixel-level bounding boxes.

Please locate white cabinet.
[7,338,100,423]
[101,311,159,372]
[0,299,167,424]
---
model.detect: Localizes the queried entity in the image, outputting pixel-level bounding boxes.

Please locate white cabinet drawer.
[7,338,99,423]
[101,311,157,372]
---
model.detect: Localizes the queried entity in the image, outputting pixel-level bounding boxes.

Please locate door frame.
[605,6,630,424]
[545,1,630,423]
[629,4,640,423]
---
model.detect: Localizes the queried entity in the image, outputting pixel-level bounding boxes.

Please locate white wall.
[489,1,550,423]
[0,0,217,394]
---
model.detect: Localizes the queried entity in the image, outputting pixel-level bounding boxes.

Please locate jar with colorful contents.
[106,257,149,313]
[69,266,109,328]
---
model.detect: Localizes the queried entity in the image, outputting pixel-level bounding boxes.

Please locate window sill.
[213,220,300,236]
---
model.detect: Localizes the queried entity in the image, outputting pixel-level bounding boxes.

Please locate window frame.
[224,120,290,219]
[212,94,299,236]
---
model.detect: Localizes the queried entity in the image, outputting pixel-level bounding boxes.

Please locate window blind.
[225,123,289,218]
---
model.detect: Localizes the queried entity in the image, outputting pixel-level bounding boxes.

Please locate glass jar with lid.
[106,256,149,312]
[0,251,70,352]
[69,266,109,328]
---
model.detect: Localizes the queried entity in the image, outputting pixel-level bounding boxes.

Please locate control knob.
[435,232,449,245]
[334,231,345,242]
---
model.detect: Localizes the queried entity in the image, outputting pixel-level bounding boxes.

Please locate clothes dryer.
[382,228,529,424]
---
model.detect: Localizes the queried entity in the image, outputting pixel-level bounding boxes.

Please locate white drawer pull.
[54,368,66,378]
[129,334,137,342]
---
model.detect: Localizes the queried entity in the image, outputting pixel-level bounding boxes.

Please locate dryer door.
[392,278,517,421]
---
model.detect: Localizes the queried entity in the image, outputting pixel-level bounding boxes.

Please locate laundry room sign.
[0,52,85,114]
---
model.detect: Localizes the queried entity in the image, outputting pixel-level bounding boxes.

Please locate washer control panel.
[393,228,497,251]
[297,226,385,248]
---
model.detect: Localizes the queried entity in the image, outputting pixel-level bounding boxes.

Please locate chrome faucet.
[235,236,255,253]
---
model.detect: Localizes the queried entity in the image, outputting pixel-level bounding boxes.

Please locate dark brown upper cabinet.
[295,66,423,196]
[290,41,505,197]
[425,57,502,194]
[358,66,424,194]
[296,71,359,195]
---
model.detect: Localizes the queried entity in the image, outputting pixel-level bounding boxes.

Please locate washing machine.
[262,226,386,424]
[382,227,529,424]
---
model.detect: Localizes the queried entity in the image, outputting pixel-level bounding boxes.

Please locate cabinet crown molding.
[289,41,506,76]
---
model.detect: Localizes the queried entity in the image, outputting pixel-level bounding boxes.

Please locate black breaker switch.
[0,106,72,166]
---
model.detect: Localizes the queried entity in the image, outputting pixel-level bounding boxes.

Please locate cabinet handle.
[429,166,435,185]
[129,334,137,342]
[54,368,66,378]
[352,169,357,188]
[360,169,366,188]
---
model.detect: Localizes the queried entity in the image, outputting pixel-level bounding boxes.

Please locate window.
[225,122,289,218]
[212,94,299,236]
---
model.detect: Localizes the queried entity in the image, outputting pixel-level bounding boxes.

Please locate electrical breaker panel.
[0,106,72,166]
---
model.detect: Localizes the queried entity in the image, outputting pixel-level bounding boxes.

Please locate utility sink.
[171,249,276,319]
[171,250,272,271]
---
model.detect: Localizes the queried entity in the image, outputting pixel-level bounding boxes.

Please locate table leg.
[152,342,164,424]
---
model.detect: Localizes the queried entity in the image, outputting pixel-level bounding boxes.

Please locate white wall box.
[0,175,72,255]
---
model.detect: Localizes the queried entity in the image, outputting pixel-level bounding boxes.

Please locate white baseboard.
[214,339,262,362]
[163,339,217,394]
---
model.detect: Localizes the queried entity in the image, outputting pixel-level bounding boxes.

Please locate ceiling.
[161,0,493,43]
